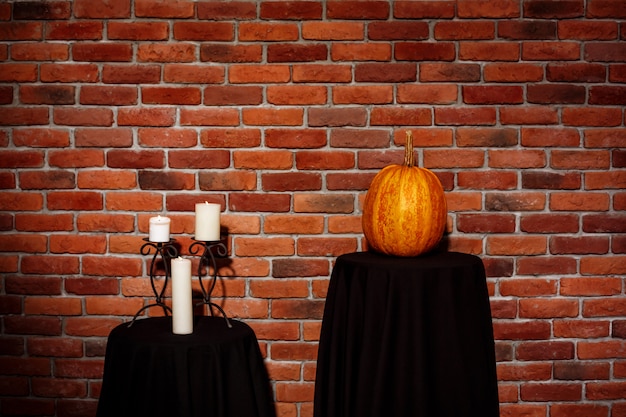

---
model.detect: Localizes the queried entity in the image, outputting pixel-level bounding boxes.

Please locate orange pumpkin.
[362,131,447,257]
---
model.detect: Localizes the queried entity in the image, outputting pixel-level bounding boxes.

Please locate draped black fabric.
[97,316,273,417]
[314,251,499,417]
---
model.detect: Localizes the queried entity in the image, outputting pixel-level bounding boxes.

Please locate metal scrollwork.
[189,240,231,328]
[129,239,179,327]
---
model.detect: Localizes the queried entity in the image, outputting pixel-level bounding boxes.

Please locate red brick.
[518,256,578,275]
[520,298,579,319]
[373,108,431,127]
[308,108,367,128]
[203,86,263,106]
[368,21,429,40]
[0,107,49,126]
[50,234,107,254]
[435,107,497,125]
[202,129,261,149]
[53,107,114,127]
[15,214,73,232]
[458,42,520,61]
[5,276,61,297]
[102,64,161,84]
[242,108,303,126]
[64,317,122,337]
[0,150,44,168]
[108,21,169,40]
[528,83,586,104]
[47,191,103,211]
[106,149,164,169]
[262,172,322,192]
[499,20,557,40]
[435,20,495,40]
[551,403,609,417]
[11,43,69,61]
[4,315,61,336]
[457,213,516,233]
[32,377,87,398]
[550,192,610,211]
[0,191,43,211]
[326,1,389,19]
[551,237,610,255]
[173,21,233,41]
[229,193,291,213]
[137,43,196,63]
[332,85,392,104]
[197,2,257,20]
[54,358,104,379]
[135,0,194,18]
[517,341,575,360]
[521,382,582,401]
[484,63,544,82]
[292,64,352,83]
[45,21,103,40]
[28,337,83,358]
[19,170,75,190]
[138,128,197,148]
[331,42,391,61]
[180,108,240,126]
[585,42,626,62]
[487,149,547,168]
[75,128,133,147]
[65,277,119,295]
[8,127,66,149]
[524,0,584,18]
[104,192,163,212]
[169,150,230,169]
[267,86,327,106]
[523,41,581,61]
[487,236,547,256]
[463,85,524,104]
[73,0,130,18]
[268,43,328,63]
[393,1,454,18]
[590,86,626,105]
[229,64,291,83]
[13,1,71,19]
[72,42,132,62]
[293,193,354,214]
[458,171,518,189]
[497,362,552,381]
[238,22,299,41]
[457,0,520,18]
[302,22,364,40]
[296,237,358,257]
[396,42,456,61]
[48,149,104,168]
[583,214,626,233]
[164,64,225,83]
[235,237,295,257]
[264,215,324,235]
[397,84,457,104]
[521,213,580,233]
[554,319,610,339]
[79,85,137,105]
[142,86,201,105]
[0,21,43,40]
[493,320,551,340]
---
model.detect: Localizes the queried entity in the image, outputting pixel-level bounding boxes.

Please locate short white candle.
[148,215,170,243]
[195,202,221,241]
[171,257,193,335]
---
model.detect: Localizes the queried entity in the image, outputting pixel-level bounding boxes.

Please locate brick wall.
[1,0,625,416]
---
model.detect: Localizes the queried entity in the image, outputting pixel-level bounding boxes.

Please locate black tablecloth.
[97,316,273,417]
[314,251,499,417]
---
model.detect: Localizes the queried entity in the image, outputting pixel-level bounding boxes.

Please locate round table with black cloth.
[97,316,273,417]
[313,251,499,417]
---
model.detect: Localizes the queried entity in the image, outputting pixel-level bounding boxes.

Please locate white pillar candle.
[171,257,193,335]
[148,215,170,243]
[195,202,221,241]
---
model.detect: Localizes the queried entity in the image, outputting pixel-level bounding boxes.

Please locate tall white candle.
[195,202,221,241]
[149,215,170,242]
[171,257,193,335]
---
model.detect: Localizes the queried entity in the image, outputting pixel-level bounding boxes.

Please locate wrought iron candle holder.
[189,239,232,328]
[129,238,179,326]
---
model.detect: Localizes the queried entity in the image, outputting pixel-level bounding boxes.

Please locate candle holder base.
[129,239,179,327]
[190,239,232,328]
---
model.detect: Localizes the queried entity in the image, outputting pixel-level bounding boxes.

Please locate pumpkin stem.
[404,130,415,167]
